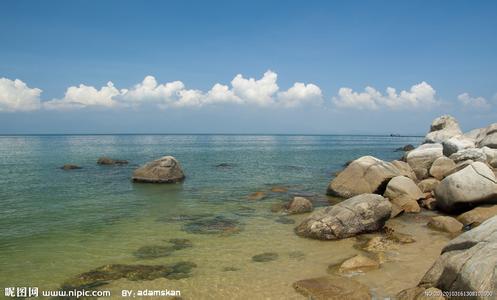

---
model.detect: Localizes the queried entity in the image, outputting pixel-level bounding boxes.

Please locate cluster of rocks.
[60,157,129,170]
[292,115,497,298]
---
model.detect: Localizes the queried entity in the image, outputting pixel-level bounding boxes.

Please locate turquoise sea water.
[0,135,422,297]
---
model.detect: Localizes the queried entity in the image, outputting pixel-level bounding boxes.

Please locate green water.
[0,134,422,298]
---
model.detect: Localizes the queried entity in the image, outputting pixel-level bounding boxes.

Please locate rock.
[288,251,305,260]
[419,216,497,296]
[337,255,379,273]
[286,197,313,214]
[275,216,295,224]
[442,159,474,178]
[387,231,416,244]
[295,194,391,240]
[449,148,487,163]
[270,186,288,193]
[60,164,82,170]
[392,160,417,181]
[248,191,266,201]
[482,146,497,167]
[252,252,278,262]
[222,266,239,272]
[132,156,185,183]
[429,157,456,180]
[182,216,241,235]
[327,156,401,198]
[293,276,371,300]
[133,245,175,259]
[417,178,440,193]
[215,163,233,168]
[168,238,193,250]
[395,144,415,152]
[464,128,483,140]
[361,236,398,252]
[442,135,475,157]
[384,176,423,213]
[270,202,285,213]
[97,156,128,165]
[406,143,443,180]
[457,205,497,228]
[476,122,497,148]
[424,115,462,144]
[427,216,463,233]
[420,197,437,210]
[434,162,497,212]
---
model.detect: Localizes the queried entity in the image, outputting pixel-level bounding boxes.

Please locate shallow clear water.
[0,134,427,298]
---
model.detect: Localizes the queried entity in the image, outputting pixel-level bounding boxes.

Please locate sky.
[1,0,496,134]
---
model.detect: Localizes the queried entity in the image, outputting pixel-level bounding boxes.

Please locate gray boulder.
[476,123,497,148]
[295,194,391,240]
[327,156,400,198]
[419,216,497,298]
[435,162,497,212]
[384,176,423,213]
[449,148,487,163]
[406,143,443,180]
[424,115,462,144]
[132,156,185,183]
[442,135,475,156]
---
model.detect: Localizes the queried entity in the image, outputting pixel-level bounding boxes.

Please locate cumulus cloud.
[333,81,438,110]
[41,70,323,110]
[457,92,490,109]
[0,78,42,112]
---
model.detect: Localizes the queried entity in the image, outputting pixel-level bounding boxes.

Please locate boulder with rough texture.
[424,115,462,144]
[132,156,185,183]
[406,143,443,180]
[429,157,456,180]
[384,176,423,213]
[392,160,417,181]
[449,148,487,163]
[327,156,401,198]
[442,135,475,156]
[427,216,463,233]
[295,194,391,240]
[419,216,497,297]
[418,178,440,193]
[476,123,497,148]
[434,162,497,212]
[338,255,379,273]
[457,205,497,228]
[293,275,371,300]
[286,197,313,214]
[482,146,497,168]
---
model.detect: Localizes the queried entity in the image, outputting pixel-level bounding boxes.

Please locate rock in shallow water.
[133,245,175,259]
[61,164,82,170]
[132,156,185,183]
[286,196,313,214]
[97,156,128,165]
[427,216,463,234]
[182,216,241,235]
[295,194,391,240]
[293,275,371,300]
[336,255,379,273]
[457,205,497,228]
[252,252,279,262]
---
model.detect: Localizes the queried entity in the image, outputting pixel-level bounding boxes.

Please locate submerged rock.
[62,261,197,290]
[295,194,391,240]
[222,266,240,272]
[288,251,305,260]
[419,216,497,296]
[327,156,401,198]
[247,191,267,201]
[336,255,379,273]
[286,197,313,214]
[132,156,185,183]
[168,238,193,250]
[97,157,128,165]
[293,275,371,300]
[275,216,295,224]
[157,213,213,223]
[252,252,279,262]
[133,245,175,259]
[457,205,497,228]
[182,216,241,235]
[270,186,288,193]
[61,164,82,170]
[434,161,497,212]
[427,216,463,234]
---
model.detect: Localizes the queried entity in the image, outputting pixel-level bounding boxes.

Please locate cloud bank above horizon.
[0,70,493,113]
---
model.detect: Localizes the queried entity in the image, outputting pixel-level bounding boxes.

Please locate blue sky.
[1,0,496,134]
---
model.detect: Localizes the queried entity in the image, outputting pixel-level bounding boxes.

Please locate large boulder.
[419,216,497,297]
[482,146,497,168]
[434,162,497,212]
[384,176,423,213]
[427,216,463,233]
[429,157,456,180]
[424,115,462,144]
[449,148,487,163]
[442,135,475,156]
[457,205,497,228]
[476,123,497,148]
[132,156,185,183]
[406,143,443,180]
[392,160,417,181]
[295,194,391,240]
[327,156,401,198]
[418,178,440,193]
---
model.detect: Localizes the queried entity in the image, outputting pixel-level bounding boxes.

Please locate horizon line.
[0,132,425,137]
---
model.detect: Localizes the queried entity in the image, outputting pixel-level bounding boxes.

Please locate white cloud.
[332,81,438,110]
[277,82,323,108]
[231,70,279,106]
[44,82,121,110]
[0,78,42,112]
[457,92,490,109]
